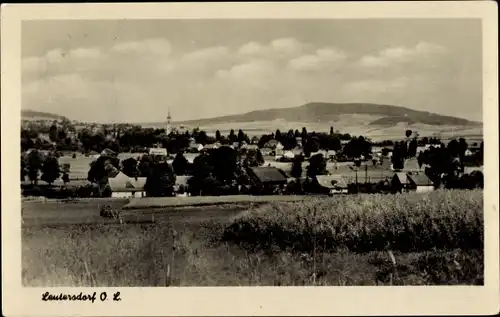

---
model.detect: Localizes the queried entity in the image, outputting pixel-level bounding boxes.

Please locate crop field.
[22,189,483,286]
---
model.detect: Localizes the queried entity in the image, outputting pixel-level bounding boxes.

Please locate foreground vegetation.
[22,190,483,286]
[224,190,483,253]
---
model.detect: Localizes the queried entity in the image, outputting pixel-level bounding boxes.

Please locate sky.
[21,19,482,123]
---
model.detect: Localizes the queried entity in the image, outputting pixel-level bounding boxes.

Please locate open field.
[22,190,484,286]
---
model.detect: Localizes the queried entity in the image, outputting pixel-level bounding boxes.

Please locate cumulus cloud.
[271,37,304,55]
[238,41,264,55]
[358,42,447,68]
[288,48,347,71]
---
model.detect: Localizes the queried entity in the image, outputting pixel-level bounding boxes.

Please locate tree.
[306,154,327,178]
[303,137,320,157]
[21,155,27,181]
[301,127,308,141]
[144,162,176,197]
[172,152,189,175]
[237,129,249,144]
[244,149,265,167]
[215,130,221,142]
[343,136,372,159]
[275,129,282,141]
[291,156,303,179]
[330,126,334,135]
[391,141,405,170]
[61,163,71,185]
[458,138,468,158]
[49,123,59,142]
[210,146,238,183]
[41,155,60,186]
[195,130,208,145]
[405,129,412,138]
[407,138,418,158]
[121,157,138,178]
[88,155,119,196]
[27,149,42,185]
[228,129,237,143]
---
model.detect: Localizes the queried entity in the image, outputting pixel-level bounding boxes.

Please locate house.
[260,148,273,156]
[101,148,117,157]
[174,175,192,194]
[108,172,146,198]
[391,172,410,193]
[464,149,474,157]
[188,143,204,152]
[292,147,304,157]
[203,143,220,151]
[242,144,259,151]
[314,175,348,195]
[247,166,288,194]
[263,139,284,150]
[406,173,434,193]
[148,147,168,156]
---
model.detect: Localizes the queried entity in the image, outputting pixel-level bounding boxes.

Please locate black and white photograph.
[2,2,499,316]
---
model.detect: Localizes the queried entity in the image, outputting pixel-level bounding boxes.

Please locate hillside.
[174,103,479,127]
[21,110,69,121]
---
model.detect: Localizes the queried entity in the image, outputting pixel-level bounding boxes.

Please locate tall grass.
[223,190,483,253]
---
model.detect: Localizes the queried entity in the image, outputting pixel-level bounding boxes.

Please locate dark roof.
[393,172,409,184]
[407,173,434,186]
[249,167,287,183]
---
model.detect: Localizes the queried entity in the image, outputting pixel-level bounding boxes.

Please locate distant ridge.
[22,110,69,121]
[170,102,480,127]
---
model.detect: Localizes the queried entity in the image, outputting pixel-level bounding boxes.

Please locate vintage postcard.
[1,1,499,316]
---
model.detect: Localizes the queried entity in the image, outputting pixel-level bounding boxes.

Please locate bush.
[223,190,483,253]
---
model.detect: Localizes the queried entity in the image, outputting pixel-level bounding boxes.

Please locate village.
[20,114,484,201]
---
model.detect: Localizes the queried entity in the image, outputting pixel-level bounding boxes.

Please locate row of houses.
[106,166,435,198]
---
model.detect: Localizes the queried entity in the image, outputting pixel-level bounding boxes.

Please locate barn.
[247,166,288,194]
[406,173,434,193]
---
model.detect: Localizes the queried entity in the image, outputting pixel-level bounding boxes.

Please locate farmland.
[22,189,483,286]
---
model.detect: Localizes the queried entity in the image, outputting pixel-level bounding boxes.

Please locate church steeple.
[166,108,172,134]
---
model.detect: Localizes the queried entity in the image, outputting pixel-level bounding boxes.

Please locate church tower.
[166,108,172,135]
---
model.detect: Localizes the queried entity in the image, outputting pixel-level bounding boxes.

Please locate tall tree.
[41,155,60,186]
[330,126,334,135]
[215,130,221,142]
[291,156,303,179]
[405,129,413,138]
[275,129,282,141]
[27,149,42,185]
[228,129,237,143]
[301,127,308,141]
[172,152,189,175]
[144,162,176,197]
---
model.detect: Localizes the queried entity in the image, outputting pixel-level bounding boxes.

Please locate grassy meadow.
[22,190,484,286]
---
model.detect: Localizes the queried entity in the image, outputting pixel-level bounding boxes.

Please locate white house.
[148,147,168,156]
[108,172,147,198]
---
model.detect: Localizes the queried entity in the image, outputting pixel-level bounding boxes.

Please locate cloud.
[271,38,304,55]
[358,42,447,68]
[22,36,476,122]
[288,48,347,71]
[238,41,264,55]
